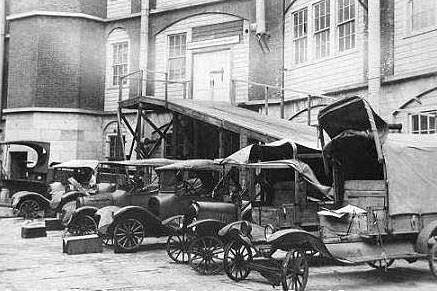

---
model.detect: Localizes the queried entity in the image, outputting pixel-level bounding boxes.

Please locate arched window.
[106,28,130,88]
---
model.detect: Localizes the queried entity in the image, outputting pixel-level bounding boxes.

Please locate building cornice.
[6,11,145,23]
[7,11,106,22]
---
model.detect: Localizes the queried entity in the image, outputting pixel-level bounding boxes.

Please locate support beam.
[0,0,5,120]
[139,0,149,94]
[147,120,173,157]
[367,0,381,113]
[141,112,166,139]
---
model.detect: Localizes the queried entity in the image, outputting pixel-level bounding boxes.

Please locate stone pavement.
[1,215,437,291]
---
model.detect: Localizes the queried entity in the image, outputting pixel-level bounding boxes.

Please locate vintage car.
[1,141,50,199]
[219,96,437,291]
[95,159,226,253]
[63,158,176,235]
[11,160,103,219]
[166,139,327,275]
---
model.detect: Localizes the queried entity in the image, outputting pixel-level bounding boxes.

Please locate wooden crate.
[389,213,421,234]
[319,213,368,239]
[63,234,102,255]
[21,223,47,238]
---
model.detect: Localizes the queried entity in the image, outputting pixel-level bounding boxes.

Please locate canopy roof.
[100,158,177,167]
[1,140,50,173]
[120,96,321,152]
[155,159,224,172]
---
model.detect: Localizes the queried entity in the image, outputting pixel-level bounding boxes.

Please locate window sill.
[403,26,437,40]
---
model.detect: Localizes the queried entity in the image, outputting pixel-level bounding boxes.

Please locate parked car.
[63,158,176,235]
[96,159,226,253]
[11,160,102,219]
[1,141,50,200]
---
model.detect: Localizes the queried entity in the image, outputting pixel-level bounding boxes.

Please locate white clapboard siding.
[283,0,366,99]
[155,0,221,11]
[393,0,437,77]
[107,0,131,19]
[154,13,249,102]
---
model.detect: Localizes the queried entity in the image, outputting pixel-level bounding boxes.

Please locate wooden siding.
[192,20,243,42]
[104,29,130,111]
[155,0,223,11]
[284,0,366,100]
[154,13,249,103]
[107,0,131,19]
[393,0,437,77]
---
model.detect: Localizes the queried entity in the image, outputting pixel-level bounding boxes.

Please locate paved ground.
[0,208,437,291]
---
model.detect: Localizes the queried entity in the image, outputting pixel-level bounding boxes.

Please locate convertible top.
[155,159,224,172]
[52,160,100,170]
[100,158,177,167]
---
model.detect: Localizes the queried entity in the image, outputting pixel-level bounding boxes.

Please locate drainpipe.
[367,0,381,113]
[0,0,5,120]
[256,0,266,35]
[139,0,150,96]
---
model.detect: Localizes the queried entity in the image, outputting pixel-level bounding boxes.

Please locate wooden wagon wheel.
[429,243,437,278]
[223,241,252,282]
[113,218,144,253]
[19,199,40,219]
[166,233,190,263]
[367,259,395,270]
[281,249,309,291]
[188,236,224,275]
[76,215,97,236]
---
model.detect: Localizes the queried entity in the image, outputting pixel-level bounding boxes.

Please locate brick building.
[0,0,436,163]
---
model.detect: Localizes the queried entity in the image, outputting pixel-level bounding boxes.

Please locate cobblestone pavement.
[0,213,436,291]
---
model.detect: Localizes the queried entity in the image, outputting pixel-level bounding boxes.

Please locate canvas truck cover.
[384,134,437,215]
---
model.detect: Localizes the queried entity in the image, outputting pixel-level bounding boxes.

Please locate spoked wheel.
[281,249,309,291]
[223,241,252,282]
[77,215,97,236]
[113,218,144,253]
[166,216,184,231]
[166,233,190,263]
[188,236,224,275]
[19,200,41,219]
[429,243,437,278]
[367,259,395,270]
[100,233,113,246]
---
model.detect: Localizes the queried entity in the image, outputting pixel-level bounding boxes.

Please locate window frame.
[111,41,129,86]
[411,111,437,134]
[292,7,309,64]
[313,0,331,59]
[409,0,437,32]
[167,33,187,81]
[337,0,356,52]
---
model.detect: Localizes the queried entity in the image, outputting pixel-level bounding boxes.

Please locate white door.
[192,50,230,102]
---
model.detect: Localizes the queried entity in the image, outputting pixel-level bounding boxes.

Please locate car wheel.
[19,199,41,219]
[113,218,144,253]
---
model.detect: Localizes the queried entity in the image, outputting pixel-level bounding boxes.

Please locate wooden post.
[183,82,187,99]
[172,113,178,158]
[117,77,126,160]
[307,95,312,126]
[164,72,169,109]
[264,86,269,115]
[218,129,224,158]
[230,80,236,105]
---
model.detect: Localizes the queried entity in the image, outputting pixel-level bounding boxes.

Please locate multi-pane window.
[314,0,330,59]
[411,0,437,31]
[112,42,128,86]
[293,8,308,64]
[338,0,355,52]
[108,135,126,161]
[168,33,187,80]
[411,112,437,134]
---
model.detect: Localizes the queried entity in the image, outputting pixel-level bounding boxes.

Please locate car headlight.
[240,221,252,237]
[264,224,275,240]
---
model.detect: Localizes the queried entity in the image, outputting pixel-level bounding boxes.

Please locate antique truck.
[218,96,437,291]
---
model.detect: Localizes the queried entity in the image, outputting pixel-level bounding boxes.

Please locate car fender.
[267,228,332,257]
[12,191,50,209]
[187,219,227,237]
[70,206,99,223]
[109,205,162,234]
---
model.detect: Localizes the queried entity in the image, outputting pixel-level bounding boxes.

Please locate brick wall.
[7,16,105,110]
